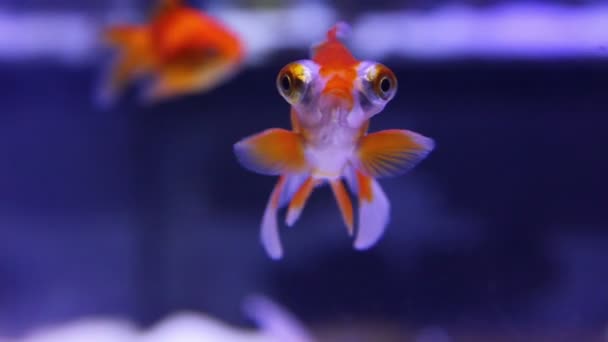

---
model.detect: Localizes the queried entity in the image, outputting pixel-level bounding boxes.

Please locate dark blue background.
[0,4,607,339]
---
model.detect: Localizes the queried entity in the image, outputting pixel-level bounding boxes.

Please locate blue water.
[0,56,607,339]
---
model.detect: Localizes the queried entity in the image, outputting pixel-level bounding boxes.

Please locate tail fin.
[259,174,308,260]
[96,25,150,108]
[261,176,287,260]
[345,129,433,249]
[343,167,390,249]
[353,170,390,249]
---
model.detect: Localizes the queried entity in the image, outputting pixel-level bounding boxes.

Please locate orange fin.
[310,21,352,59]
[330,179,354,235]
[234,129,308,176]
[103,25,145,47]
[327,22,352,41]
[142,58,237,103]
[355,129,434,178]
[261,176,287,259]
[285,177,316,226]
[353,170,390,250]
[97,26,150,107]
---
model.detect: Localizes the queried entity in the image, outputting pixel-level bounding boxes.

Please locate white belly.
[302,116,359,180]
[306,145,354,180]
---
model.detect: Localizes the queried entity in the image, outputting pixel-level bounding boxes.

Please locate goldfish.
[234,22,434,259]
[98,0,244,105]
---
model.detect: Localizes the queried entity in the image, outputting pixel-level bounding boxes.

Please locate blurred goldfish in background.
[234,22,435,259]
[98,0,244,106]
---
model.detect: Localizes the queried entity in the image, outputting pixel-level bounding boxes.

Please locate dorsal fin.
[310,22,357,66]
[150,0,183,19]
[326,21,351,41]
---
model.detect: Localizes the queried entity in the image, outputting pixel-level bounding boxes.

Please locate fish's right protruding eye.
[369,64,397,102]
[277,62,312,105]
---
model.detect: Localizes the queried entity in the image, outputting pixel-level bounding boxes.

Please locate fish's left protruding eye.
[277,62,312,105]
[362,63,398,103]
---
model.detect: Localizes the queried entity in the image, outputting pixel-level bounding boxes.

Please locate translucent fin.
[353,171,390,250]
[327,21,352,41]
[343,164,358,194]
[97,25,150,108]
[234,129,307,176]
[310,21,352,57]
[329,179,354,235]
[355,129,435,178]
[260,176,287,260]
[310,22,357,64]
[285,177,316,227]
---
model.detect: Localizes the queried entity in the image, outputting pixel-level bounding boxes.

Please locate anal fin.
[330,179,354,235]
[285,177,316,227]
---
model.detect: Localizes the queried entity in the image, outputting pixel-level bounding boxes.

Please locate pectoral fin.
[234,129,308,176]
[355,129,434,178]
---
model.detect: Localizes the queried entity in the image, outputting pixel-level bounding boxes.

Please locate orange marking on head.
[312,23,359,110]
[356,170,373,202]
[322,74,356,108]
[312,23,358,69]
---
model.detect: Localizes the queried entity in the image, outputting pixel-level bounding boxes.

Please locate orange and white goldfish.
[234,22,434,259]
[98,0,244,105]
